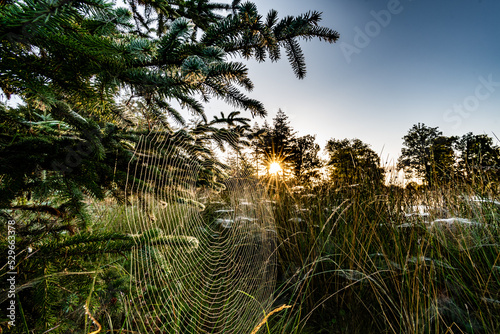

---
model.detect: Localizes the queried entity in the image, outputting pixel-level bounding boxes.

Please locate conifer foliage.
[251,110,322,181]
[0,0,338,331]
[0,0,339,220]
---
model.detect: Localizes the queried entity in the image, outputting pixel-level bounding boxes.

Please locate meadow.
[260,178,500,333]
[2,166,500,334]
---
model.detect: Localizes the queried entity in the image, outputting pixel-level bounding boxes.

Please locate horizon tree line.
[230,113,500,190]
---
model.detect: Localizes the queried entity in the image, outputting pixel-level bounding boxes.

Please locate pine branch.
[10,205,63,217]
[283,37,306,79]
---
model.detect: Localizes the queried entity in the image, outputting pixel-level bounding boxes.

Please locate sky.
[6,0,499,166]
[205,0,500,165]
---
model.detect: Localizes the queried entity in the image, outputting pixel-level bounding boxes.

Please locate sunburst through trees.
[269,161,283,175]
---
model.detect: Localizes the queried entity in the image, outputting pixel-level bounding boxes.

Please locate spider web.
[123,130,277,333]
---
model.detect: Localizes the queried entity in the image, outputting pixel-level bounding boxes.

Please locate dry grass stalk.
[84,304,102,334]
[250,304,292,334]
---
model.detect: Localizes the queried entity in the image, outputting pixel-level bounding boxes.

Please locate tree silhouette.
[290,134,322,182]
[456,133,500,186]
[253,110,297,175]
[428,135,458,185]
[0,0,339,216]
[397,123,442,184]
[326,138,383,186]
[0,2,340,330]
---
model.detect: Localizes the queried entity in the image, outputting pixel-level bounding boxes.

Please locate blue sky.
[8,0,497,165]
[206,0,500,164]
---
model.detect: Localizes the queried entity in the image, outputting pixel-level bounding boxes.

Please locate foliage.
[325,138,384,187]
[225,150,257,178]
[456,132,500,188]
[397,123,442,183]
[0,0,339,219]
[428,135,458,185]
[0,0,340,332]
[5,1,498,333]
[290,134,322,182]
[265,175,500,334]
[398,124,500,189]
[253,110,297,176]
[252,110,322,181]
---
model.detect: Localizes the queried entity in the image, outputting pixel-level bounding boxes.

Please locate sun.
[269,162,282,175]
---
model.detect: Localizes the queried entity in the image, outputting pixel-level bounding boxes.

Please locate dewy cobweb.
[123,130,277,333]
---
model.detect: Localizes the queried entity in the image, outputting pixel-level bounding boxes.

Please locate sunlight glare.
[269,162,282,175]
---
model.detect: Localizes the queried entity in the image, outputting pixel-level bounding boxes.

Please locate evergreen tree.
[0,0,339,217]
[252,111,321,181]
[253,109,296,176]
[0,1,340,331]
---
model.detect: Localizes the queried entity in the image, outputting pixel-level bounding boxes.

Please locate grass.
[265,179,500,333]
[2,177,498,333]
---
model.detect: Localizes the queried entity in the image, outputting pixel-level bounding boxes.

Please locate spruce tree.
[1,1,340,331]
[253,110,297,176]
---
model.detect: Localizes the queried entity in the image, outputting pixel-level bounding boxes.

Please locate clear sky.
[206,0,500,165]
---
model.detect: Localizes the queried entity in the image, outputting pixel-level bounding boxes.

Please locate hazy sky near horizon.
[206,0,500,164]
